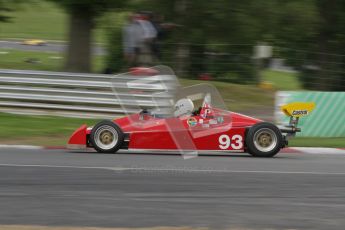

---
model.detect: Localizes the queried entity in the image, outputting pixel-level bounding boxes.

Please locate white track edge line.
[0,144,43,150]
[0,163,345,175]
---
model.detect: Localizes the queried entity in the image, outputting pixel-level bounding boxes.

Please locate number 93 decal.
[218,134,243,150]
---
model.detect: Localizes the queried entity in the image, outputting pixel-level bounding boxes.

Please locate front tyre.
[90,120,124,153]
[246,122,283,157]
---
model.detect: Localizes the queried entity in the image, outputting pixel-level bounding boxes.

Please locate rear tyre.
[246,122,282,157]
[90,120,124,153]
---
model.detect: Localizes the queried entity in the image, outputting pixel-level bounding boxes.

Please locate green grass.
[0,1,67,41]
[262,69,302,91]
[0,0,125,44]
[289,137,345,148]
[0,113,98,146]
[180,78,274,112]
[0,49,106,72]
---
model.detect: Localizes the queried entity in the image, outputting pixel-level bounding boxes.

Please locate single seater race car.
[68,67,315,157]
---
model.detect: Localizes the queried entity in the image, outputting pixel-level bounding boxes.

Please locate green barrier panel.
[275,91,345,137]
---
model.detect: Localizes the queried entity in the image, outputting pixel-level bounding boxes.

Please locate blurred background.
[0,0,344,147]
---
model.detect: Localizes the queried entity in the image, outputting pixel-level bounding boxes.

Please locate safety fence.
[0,68,177,118]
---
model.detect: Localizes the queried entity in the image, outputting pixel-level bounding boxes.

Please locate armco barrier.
[276,91,345,137]
[0,68,177,118]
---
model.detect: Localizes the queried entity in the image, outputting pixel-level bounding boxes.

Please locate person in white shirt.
[122,14,143,67]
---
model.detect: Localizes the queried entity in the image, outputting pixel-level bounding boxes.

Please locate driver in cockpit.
[174,98,194,117]
[174,94,212,118]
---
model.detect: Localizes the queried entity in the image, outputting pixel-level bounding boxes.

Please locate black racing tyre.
[90,120,124,153]
[245,122,283,157]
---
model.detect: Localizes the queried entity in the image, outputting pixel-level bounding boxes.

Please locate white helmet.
[174,98,194,117]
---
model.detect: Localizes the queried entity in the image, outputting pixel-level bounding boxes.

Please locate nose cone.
[67,124,87,149]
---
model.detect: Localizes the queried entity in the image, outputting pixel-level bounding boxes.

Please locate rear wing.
[280,102,315,135]
[281,102,315,118]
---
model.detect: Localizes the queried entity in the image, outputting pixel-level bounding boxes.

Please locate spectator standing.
[136,13,157,66]
[122,14,142,67]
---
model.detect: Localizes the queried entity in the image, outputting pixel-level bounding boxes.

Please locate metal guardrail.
[0,69,178,118]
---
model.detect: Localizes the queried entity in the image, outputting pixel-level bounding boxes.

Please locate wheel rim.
[94,125,118,150]
[253,128,278,152]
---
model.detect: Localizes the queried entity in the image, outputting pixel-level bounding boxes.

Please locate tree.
[310,0,345,91]
[106,0,344,89]
[130,0,277,83]
[274,0,345,91]
[48,0,125,72]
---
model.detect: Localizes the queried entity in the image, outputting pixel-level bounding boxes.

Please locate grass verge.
[261,69,301,91]
[0,49,106,72]
[0,1,67,41]
[180,78,274,112]
[289,137,345,148]
[0,0,126,44]
[0,113,98,146]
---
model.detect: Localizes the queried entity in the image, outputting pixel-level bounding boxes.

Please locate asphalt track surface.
[0,40,105,55]
[0,148,345,229]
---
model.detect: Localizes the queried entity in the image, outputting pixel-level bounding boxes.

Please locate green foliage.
[105,28,124,73]
[272,0,345,91]
[101,11,128,73]
[126,0,321,84]
[126,0,262,82]
[2,0,344,89]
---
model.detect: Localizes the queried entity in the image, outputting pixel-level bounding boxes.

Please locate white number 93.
[218,134,243,150]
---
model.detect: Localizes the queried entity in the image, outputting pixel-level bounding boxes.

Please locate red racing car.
[68,67,314,157]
